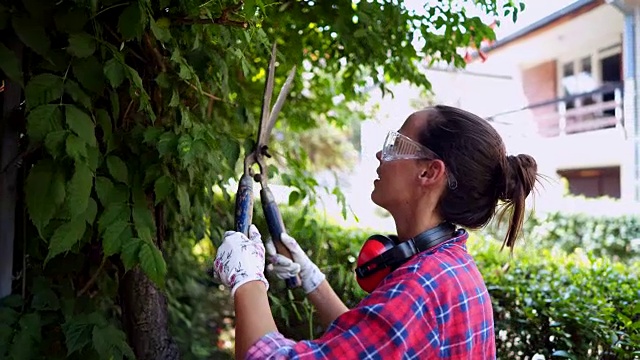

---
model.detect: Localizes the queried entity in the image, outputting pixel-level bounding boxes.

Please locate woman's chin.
[370,188,382,206]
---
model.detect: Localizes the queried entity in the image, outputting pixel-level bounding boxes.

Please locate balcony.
[487,82,625,138]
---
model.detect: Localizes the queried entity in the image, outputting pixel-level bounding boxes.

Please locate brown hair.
[418,105,538,251]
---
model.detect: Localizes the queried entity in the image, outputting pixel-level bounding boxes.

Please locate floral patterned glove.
[213,224,269,297]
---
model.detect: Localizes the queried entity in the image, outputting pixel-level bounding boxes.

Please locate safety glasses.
[381,131,440,162]
[381,131,458,189]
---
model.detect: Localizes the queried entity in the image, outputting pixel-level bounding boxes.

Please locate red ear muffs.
[355,235,396,293]
[354,222,459,293]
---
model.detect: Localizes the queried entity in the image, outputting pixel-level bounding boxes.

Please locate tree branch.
[175,3,248,28]
[77,258,106,297]
[176,17,247,28]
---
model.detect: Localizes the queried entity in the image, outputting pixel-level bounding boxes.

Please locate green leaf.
[10,313,42,359]
[65,105,97,146]
[177,185,190,215]
[46,217,87,263]
[220,136,240,169]
[102,221,128,256]
[121,238,142,271]
[85,197,98,225]
[95,176,115,206]
[1,294,24,309]
[66,134,88,163]
[106,155,128,184]
[62,317,94,355]
[110,90,120,121]
[103,58,125,88]
[72,56,105,93]
[31,277,60,311]
[288,190,301,206]
[65,80,93,110]
[86,145,100,172]
[154,175,173,205]
[44,130,68,158]
[67,32,95,58]
[150,18,171,42]
[27,104,63,142]
[92,324,135,359]
[98,203,130,233]
[96,109,113,143]
[139,242,166,287]
[12,15,50,56]
[26,160,66,234]
[168,90,179,107]
[95,178,130,207]
[118,4,143,41]
[132,182,155,242]
[0,43,23,86]
[132,206,154,242]
[66,163,93,217]
[25,74,64,109]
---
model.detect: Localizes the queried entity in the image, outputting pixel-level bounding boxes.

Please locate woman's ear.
[418,159,447,186]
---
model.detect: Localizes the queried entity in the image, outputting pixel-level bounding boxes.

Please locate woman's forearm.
[307,280,349,327]
[234,281,278,360]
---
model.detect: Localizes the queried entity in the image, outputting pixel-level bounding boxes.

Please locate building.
[462,0,640,203]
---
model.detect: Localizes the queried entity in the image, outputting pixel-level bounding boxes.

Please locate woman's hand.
[265,233,326,294]
[214,224,269,297]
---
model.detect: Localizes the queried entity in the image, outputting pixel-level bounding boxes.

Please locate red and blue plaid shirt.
[246,231,496,359]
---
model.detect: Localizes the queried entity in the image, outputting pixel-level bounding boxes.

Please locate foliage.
[0,0,525,358]
[483,210,640,263]
[472,240,640,360]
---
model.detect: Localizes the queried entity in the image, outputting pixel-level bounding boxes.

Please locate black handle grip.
[260,187,301,289]
[234,174,255,235]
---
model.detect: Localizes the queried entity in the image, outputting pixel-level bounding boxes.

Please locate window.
[557,166,621,199]
[560,55,597,109]
[557,46,622,132]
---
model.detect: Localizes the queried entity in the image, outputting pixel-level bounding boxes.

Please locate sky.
[403,0,580,39]
[489,0,580,39]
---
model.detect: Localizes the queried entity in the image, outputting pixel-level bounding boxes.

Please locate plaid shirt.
[246,231,496,359]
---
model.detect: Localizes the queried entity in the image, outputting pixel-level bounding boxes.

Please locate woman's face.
[371,111,430,214]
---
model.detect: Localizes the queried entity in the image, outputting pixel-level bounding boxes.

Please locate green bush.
[484,211,640,263]
[471,238,640,360]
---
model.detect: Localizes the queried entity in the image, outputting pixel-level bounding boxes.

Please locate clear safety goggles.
[381,131,440,162]
[381,131,458,189]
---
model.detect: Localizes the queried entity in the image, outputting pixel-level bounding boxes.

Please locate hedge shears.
[234,43,301,289]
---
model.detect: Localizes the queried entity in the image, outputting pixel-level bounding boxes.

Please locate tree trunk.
[120,267,180,360]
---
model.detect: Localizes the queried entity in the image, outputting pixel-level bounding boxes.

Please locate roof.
[469,0,604,60]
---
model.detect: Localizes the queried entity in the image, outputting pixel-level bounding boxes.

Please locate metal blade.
[257,43,278,147]
[264,65,297,143]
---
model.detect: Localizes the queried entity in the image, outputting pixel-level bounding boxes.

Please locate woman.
[214,105,538,359]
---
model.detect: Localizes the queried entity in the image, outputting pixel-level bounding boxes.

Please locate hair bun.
[500,154,537,202]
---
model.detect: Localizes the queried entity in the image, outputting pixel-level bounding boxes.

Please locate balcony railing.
[487,82,624,137]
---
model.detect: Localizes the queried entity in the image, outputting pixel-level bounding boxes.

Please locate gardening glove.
[213,224,269,297]
[265,233,325,294]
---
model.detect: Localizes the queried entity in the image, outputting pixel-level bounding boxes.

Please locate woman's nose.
[375,151,381,161]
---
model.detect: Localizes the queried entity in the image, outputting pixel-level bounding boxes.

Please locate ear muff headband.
[355,222,457,293]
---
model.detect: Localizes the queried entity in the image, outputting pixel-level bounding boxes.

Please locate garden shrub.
[484,211,640,264]
[472,237,640,359]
